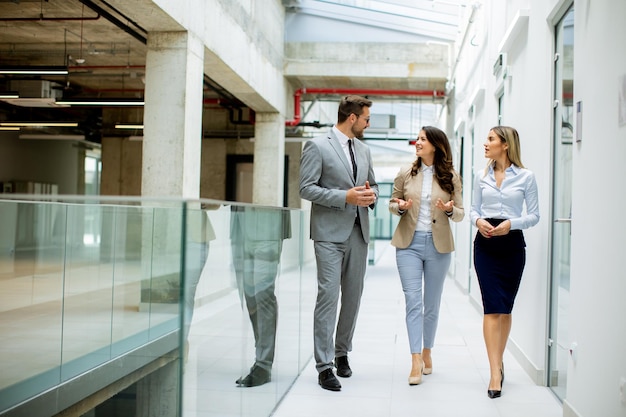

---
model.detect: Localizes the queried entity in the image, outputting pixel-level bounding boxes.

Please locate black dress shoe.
[335,356,352,378]
[318,368,341,391]
[236,365,271,387]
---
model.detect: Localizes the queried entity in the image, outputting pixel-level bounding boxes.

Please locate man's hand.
[347,181,377,207]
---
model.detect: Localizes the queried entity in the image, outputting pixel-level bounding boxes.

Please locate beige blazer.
[389,165,464,253]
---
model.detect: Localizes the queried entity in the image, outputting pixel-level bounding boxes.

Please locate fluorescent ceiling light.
[0,122,78,127]
[57,99,144,106]
[115,124,144,129]
[0,66,68,75]
[0,126,20,131]
[0,92,19,99]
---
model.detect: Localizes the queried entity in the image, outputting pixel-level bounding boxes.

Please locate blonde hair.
[484,125,525,175]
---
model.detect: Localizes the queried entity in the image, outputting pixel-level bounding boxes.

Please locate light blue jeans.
[396,231,451,353]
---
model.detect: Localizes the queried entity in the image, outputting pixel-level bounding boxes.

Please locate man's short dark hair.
[337,95,373,123]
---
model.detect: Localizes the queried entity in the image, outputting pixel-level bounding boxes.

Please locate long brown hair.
[411,126,455,194]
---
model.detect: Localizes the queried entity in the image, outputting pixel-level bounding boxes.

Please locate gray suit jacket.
[299,130,378,243]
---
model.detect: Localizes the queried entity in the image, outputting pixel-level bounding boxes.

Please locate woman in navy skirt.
[470,126,539,399]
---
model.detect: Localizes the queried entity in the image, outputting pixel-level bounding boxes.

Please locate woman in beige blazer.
[389,126,464,385]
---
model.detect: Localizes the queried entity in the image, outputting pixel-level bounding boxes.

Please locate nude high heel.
[422,348,432,375]
[408,354,424,385]
[408,363,424,385]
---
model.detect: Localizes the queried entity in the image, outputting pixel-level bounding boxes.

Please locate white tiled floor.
[271,243,563,417]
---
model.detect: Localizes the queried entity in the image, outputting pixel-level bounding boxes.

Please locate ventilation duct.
[367,114,397,133]
[2,80,67,107]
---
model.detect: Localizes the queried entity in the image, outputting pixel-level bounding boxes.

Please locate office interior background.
[0,1,625,417]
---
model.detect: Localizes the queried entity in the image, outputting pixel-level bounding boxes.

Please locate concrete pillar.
[142,31,204,199]
[252,112,285,206]
[139,31,204,310]
[136,360,179,417]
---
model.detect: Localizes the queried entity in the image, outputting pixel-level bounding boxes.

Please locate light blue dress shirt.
[470,164,540,230]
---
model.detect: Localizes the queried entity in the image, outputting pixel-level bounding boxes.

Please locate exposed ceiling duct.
[1,80,68,108]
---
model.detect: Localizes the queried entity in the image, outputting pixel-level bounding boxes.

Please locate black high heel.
[487,364,503,399]
[487,388,501,398]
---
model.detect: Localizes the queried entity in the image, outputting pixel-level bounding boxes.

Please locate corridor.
[272,242,563,417]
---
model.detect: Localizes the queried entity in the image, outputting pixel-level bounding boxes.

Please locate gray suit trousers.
[313,222,368,372]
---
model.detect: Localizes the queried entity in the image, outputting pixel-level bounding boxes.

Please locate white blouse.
[415,165,434,232]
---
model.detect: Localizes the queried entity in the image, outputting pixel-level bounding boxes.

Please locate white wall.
[453,0,626,416]
[566,1,626,416]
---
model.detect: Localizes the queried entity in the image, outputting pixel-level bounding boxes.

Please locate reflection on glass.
[180,204,314,417]
[230,206,291,388]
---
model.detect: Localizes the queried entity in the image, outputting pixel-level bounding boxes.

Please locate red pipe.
[285,87,445,126]
[285,89,302,126]
[299,88,445,97]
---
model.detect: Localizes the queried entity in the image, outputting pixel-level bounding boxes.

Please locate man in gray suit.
[299,95,379,391]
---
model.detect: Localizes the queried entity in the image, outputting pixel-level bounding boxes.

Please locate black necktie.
[348,139,357,180]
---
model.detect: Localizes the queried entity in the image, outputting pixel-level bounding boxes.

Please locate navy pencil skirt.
[473,218,526,314]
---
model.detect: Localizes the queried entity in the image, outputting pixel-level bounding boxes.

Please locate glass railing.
[0,196,315,417]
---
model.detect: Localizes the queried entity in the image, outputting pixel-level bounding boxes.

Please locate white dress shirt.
[415,164,434,232]
[470,164,540,230]
[333,126,355,167]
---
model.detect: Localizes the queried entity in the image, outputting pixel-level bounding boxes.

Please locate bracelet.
[445,210,453,217]
[398,209,406,215]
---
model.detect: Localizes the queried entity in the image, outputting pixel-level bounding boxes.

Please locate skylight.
[293,0,468,42]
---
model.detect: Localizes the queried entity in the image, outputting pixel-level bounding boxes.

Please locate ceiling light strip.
[56,100,144,106]
[0,122,78,127]
[0,66,69,75]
